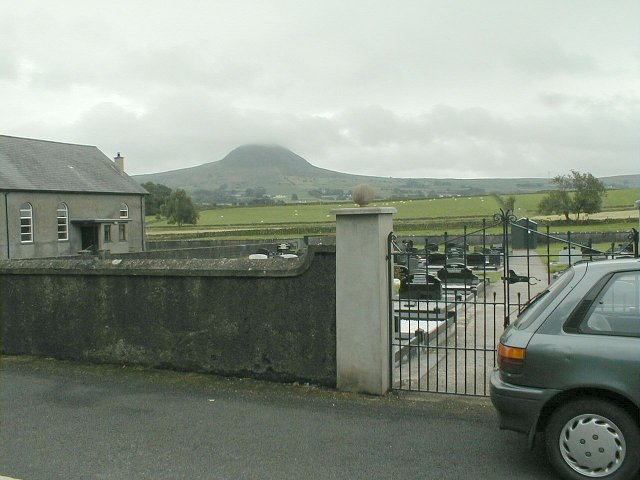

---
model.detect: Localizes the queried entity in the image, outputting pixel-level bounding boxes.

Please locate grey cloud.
[0,51,19,81]
[320,100,639,178]
[2,1,638,181]
[505,38,599,77]
[14,81,637,180]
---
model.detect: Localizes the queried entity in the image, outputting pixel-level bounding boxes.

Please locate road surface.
[0,356,558,480]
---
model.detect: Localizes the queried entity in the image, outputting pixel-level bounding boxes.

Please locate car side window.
[580,271,640,337]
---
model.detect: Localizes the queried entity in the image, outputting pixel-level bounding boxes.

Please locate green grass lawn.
[146,187,639,239]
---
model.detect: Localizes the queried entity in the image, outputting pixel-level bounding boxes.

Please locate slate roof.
[0,135,148,195]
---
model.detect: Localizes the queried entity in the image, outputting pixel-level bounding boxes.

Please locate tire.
[545,398,640,480]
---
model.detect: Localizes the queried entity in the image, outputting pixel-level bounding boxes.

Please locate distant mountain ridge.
[217,145,314,171]
[134,144,640,202]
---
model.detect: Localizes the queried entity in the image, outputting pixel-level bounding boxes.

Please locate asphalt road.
[0,357,559,480]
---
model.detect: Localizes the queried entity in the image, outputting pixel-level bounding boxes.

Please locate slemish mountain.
[134,144,640,203]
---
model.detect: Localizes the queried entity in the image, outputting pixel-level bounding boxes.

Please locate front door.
[81,226,99,252]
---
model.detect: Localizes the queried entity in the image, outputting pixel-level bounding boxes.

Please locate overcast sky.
[2,1,638,179]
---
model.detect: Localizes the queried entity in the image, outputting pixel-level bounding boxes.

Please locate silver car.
[491,257,640,480]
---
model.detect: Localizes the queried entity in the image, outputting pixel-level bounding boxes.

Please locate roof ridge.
[0,135,147,195]
[0,134,97,149]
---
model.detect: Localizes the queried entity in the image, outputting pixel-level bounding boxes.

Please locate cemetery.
[391,238,488,366]
[389,214,639,394]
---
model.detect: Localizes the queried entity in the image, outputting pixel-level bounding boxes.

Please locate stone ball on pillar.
[353,184,375,207]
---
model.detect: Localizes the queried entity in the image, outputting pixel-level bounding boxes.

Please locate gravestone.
[427,252,447,266]
[399,274,442,300]
[445,242,465,254]
[488,250,502,268]
[437,263,479,285]
[396,252,421,273]
[402,239,414,250]
[466,252,487,268]
[425,242,439,252]
[446,253,466,265]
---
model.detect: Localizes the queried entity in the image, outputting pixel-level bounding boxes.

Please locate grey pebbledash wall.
[0,245,336,386]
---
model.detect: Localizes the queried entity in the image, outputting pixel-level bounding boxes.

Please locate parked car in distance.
[490,257,640,480]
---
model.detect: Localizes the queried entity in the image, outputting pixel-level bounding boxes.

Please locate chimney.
[114,152,125,173]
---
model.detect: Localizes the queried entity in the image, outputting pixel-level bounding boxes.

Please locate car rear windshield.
[513,267,576,330]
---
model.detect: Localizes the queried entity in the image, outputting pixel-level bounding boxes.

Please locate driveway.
[0,356,558,479]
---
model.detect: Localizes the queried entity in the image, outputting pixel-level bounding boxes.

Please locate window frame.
[119,203,129,219]
[19,202,34,243]
[103,224,112,243]
[118,223,126,241]
[575,270,640,338]
[57,203,69,241]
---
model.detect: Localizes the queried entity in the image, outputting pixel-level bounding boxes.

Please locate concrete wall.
[0,192,145,260]
[0,245,336,386]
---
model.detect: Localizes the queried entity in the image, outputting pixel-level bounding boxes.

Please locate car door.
[524,269,640,404]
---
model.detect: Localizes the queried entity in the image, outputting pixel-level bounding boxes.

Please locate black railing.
[389,211,638,396]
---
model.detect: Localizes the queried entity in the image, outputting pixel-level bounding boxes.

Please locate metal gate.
[388,210,639,396]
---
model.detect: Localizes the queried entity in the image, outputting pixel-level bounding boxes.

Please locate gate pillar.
[332,206,396,395]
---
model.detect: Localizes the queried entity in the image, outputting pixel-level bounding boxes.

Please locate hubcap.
[559,413,626,477]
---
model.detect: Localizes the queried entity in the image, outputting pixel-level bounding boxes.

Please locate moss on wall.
[0,246,336,386]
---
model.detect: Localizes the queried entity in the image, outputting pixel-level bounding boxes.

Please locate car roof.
[575,257,640,275]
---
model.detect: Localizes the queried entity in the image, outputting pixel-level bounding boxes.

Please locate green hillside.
[146,188,639,235]
[135,144,640,203]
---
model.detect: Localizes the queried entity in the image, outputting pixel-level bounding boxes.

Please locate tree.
[141,182,172,216]
[161,189,199,226]
[572,171,607,217]
[538,170,606,222]
[491,194,517,213]
[503,195,516,212]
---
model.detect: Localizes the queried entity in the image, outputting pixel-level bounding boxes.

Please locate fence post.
[332,206,396,395]
[635,200,640,257]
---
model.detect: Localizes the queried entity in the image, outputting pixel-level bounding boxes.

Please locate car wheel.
[545,398,640,480]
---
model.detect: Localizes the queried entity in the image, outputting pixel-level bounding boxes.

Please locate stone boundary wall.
[0,245,336,386]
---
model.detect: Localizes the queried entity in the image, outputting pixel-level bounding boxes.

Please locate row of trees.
[142,182,199,227]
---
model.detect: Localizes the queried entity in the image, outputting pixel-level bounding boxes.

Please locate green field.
[146,188,639,238]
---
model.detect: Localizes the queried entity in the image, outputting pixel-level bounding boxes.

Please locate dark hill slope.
[134,145,639,200]
[135,144,390,198]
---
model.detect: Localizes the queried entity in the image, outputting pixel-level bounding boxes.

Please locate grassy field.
[146,187,639,238]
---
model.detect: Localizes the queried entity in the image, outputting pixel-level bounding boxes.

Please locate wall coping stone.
[332,207,397,216]
[0,245,335,278]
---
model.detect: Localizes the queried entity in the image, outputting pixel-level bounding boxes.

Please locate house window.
[57,203,69,241]
[20,203,33,243]
[103,224,111,243]
[119,203,129,218]
[119,224,126,241]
